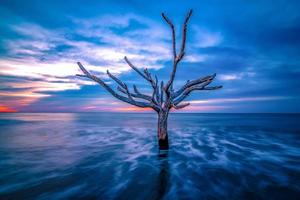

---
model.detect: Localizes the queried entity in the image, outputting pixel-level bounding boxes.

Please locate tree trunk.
[157,111,169,150]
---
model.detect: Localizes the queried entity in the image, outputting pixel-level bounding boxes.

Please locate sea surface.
[0,113,299,200]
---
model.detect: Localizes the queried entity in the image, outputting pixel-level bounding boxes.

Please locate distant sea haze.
[0,113,299,199]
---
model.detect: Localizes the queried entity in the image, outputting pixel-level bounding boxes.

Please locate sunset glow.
[0,105,17,113]
[114,107,153,112]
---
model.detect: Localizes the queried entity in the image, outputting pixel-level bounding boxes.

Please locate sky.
[0,0,299,113]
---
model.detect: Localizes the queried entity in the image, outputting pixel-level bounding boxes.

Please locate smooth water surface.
[0,113,299,199]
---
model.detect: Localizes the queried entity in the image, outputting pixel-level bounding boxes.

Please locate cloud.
[219,72,255,81]
[188,96,291,105]
[184,54,208,63]
[192,26,222,48]
[219,74,241,81]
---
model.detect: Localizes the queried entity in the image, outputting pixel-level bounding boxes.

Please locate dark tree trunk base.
[159,135,169,150]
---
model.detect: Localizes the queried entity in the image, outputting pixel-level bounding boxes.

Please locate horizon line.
[1,111,299,114]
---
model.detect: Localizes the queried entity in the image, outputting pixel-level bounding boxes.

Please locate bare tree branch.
[172,73,216,98]
[173,102,190,109]
[124,56,149,81]
[173,84,222,105]
[163,9,193,95]
[124,56,158,92]
[106,70,126,88]
[154,75,160,104]
[76,62,159,110]
[143,68,157,91]
[201,86,223,90]
[177,9,193,61]
[160,81,164,105]
[151,80,159,105]
[107,69,161,108]
[123,84,133,100]
[106,60,161,108]
[133,85,140,94]
[76,74,88,78]
[118,86,153,102]
[161,12,176,59]
[77,62,91,76]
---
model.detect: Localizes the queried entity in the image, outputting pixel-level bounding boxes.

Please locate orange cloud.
[0,105,17,113]
[114,106,152,112]
[0,90,50,111]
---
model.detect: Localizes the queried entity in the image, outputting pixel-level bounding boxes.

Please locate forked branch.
[173,84,222,105]
[172,73,216,98]
[76,62,160,111]
[163,9,193,94]
[124,56,160,105]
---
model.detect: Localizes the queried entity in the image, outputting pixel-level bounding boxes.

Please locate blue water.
[0,113,299,199]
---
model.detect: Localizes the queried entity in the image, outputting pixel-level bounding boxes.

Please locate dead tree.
[76,10,222,150]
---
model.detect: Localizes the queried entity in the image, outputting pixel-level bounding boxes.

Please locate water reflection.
[155,153,170,200]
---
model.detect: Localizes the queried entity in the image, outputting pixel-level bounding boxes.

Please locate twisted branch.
[172,73,216,98]
[106,66,160,108]
[76,62,159,111]
[173,102,190,110]
[163,9,193,94]
[173,84,222,105]
[117,86,152,102]
[161,12,176,59]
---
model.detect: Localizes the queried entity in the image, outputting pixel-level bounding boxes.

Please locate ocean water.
[0,113,299,200]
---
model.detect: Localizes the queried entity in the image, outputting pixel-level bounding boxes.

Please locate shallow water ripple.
[0,113,299,199]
